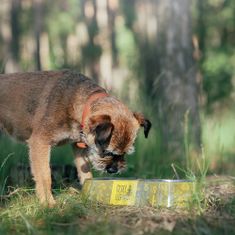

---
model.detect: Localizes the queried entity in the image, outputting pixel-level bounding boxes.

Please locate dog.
[0,70,151,206]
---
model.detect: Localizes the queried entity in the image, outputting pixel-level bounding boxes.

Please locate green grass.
[202,108,235,175]
[0,188,87,234]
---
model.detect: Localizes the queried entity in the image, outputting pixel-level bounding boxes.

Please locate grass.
[0,188,87,234]
[202,107,235,175]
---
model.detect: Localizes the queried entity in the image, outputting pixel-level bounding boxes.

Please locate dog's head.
[85,111,151,174]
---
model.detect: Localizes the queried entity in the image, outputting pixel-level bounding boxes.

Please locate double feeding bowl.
[82,178,195,208]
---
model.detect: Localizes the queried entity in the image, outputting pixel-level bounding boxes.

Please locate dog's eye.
[102,150,123,158]
[103,151,115,157]
[101,150,112,158]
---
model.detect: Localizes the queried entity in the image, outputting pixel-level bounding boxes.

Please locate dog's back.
[0,70,102,141]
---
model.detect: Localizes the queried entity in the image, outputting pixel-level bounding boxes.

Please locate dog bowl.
[82,178,195,208]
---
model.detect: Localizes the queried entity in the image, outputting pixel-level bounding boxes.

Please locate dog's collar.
[77,91,109,149]
[81,91,109,129]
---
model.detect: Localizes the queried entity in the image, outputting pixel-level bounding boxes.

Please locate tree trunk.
[4,0,21,72]
[34,0,43,70]
[81,0,100,82]
[155,0,201,158]
[10,0,21,61]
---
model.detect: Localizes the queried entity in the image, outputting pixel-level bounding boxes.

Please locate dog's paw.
[79,173,93,186]
[47,198,56,208]
[39,195,56,208]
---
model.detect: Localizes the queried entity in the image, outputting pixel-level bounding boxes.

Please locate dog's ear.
[133,112,152,138]
[89,115,114,147]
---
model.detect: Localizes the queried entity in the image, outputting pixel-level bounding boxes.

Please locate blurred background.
[0,0,235,189]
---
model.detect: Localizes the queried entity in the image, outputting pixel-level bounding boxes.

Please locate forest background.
[0,0,235,183]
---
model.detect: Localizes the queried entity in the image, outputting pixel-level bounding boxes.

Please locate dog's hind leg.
[72,144,93,185]
[28,135,55,207]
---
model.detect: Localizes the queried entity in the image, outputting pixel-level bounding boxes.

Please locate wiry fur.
[0,70,151,206]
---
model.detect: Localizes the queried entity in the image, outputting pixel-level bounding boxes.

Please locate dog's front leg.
[28,136,55,207]
[72,144,93,185]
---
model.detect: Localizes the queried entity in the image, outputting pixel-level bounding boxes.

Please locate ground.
[0,175,235,235]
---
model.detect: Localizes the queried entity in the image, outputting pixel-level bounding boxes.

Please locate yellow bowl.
[82,178,195,208]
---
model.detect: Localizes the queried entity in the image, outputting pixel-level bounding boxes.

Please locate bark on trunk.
[156,0,201,157]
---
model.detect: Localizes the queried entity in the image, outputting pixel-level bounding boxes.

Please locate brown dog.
[0,70,151,206]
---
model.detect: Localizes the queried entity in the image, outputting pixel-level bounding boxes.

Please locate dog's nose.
[106,165,118,174]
